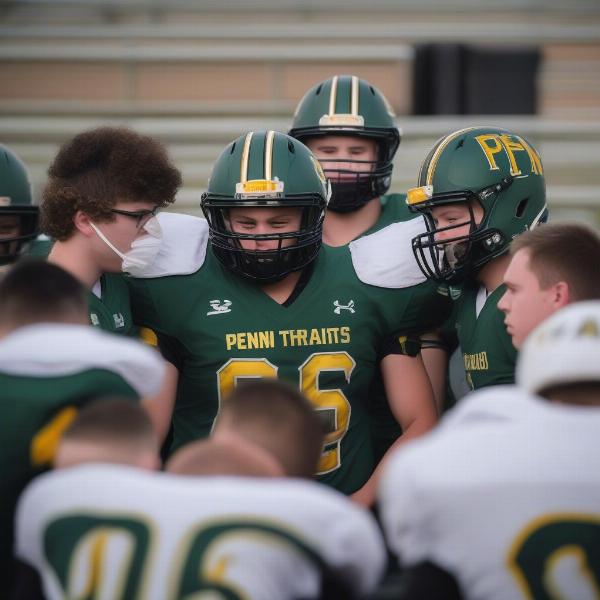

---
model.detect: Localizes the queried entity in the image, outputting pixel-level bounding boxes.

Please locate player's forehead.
[227,206,301,222]
[430,203,471,219]
[306,135,376,152]
[505,248,535,282]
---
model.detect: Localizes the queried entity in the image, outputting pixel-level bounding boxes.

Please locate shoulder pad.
[349,217,427,288]
[135,212,209,278]
[440,386,537,430]
[0,324,166,397]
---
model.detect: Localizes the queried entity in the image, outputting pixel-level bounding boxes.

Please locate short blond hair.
[214,379,325,479]
[166,438,283,477]
[55,398,158,469]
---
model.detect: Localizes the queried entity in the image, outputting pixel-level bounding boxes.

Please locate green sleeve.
[389,280,453,336]
[127,277,164,333]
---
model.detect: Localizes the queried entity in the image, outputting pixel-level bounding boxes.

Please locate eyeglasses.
[110,206,160,229]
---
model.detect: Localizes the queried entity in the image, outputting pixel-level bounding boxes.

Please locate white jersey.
[16,465,385,600]
[378,386,600,600]
[0,322,166,398]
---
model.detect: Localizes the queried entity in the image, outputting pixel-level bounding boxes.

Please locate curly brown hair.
[41,127,182,240]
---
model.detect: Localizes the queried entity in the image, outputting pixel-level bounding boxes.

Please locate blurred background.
[1,0,599,223]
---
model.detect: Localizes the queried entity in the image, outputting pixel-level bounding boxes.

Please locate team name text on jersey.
[225,327,351,351]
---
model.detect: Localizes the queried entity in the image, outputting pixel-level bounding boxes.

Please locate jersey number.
[508,514,600,599]
[217,352,355,475]
[44,514,325,600]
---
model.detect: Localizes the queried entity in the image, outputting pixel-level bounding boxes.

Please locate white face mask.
[90,216,162,276]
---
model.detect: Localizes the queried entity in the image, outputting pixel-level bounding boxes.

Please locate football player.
[42,126,182,336]
[212,378,325,478]
[289,74,406,247]
[128,130,439,507]
[289,74,450,457]
[41,127,181,441]
[0,144,39,266]
[498,222,600,349]
[0,260,167,593]
[15,435,386,599]
[13,399,161,597]
[379,301,600,600]
[408,126,548,390]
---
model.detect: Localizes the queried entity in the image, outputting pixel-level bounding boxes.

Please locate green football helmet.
[0,144,39,265]
[407,126,548,284]
[201,130,330,283]
[289,75,400,213]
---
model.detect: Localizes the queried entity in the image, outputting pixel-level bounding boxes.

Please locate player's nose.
[255,237,277,251]
[497,292,509,313]
[434,228,452,242]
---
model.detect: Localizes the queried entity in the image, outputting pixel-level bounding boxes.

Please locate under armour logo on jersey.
[90,313,100,327]
[207,299,232,316]
[448,286,462,300]
[113,313,125,328]
[333,300,355,314]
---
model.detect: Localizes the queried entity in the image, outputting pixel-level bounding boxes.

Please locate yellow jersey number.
[508,513,600,599]
[216,352,355,475]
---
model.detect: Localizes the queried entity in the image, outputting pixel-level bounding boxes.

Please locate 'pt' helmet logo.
[475,133,543,176]
[207,299,232,316]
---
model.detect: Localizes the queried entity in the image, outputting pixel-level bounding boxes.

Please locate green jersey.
[89,273,134,336]
[0,323,165,590]
[25,234,53,258]
[363,193,414,236]
[129,217,437,494]
[454,283,517,390]
[348,195,446,461]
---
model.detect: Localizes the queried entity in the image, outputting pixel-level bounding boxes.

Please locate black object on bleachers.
[413,43,540,115]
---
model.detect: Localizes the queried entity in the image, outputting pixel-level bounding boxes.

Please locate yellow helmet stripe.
[328,75,339,116]
[264,130,275,181]
[424,127,478,185]
[351,75,359,116]
[240,131,254,183]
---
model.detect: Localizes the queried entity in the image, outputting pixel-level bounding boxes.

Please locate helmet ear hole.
[288,140,296,154]
[515,198,528,218]
[229,143,236,155]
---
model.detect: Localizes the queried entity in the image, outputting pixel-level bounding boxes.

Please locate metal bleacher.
[1,0,599,222]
